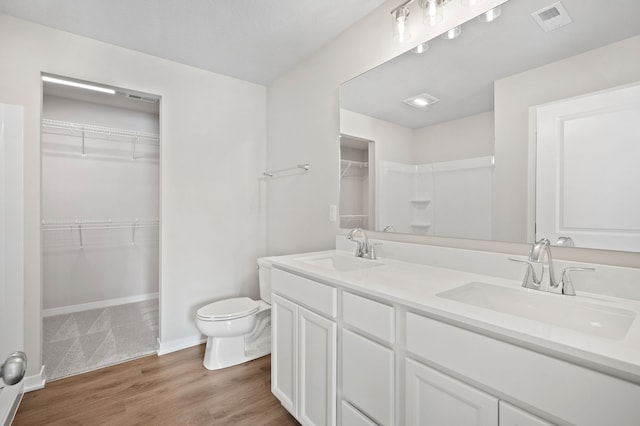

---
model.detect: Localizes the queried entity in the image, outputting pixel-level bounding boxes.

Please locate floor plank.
[14,345,299,425]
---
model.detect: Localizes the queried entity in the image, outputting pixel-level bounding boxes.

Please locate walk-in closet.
[339,135,373,229]
[40,75,160,380]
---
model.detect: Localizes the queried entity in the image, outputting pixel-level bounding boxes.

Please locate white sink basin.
[296,253,382,272]
[438,282,636,340]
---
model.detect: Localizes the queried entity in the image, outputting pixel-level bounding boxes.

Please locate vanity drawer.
[271,267,337,317]
[343,291,395,344]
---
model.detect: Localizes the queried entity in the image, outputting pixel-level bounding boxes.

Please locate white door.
[0,103,25,423]
[405,359,498,426]
[298,306,336,426]
[271,294,298,416]
[535,82,640,251]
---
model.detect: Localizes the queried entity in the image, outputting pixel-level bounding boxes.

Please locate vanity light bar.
[42,76,116,95]
[403,92,440,108]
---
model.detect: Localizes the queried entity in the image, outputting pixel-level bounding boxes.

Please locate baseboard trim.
[43,293,159,317]
[157,334,205,356]
[23,366,46,392]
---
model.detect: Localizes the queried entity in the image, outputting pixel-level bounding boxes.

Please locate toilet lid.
[196,297,259,321]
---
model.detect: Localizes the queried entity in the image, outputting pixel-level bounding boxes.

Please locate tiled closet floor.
[43,299,158,381]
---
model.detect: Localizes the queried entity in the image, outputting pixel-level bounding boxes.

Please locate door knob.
[1,351,27,386]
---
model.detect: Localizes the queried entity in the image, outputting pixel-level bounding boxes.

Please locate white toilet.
[195,258,272,370]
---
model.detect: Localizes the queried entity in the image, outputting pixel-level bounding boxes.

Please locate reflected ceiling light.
[441,25,462,39]
[391,4,412,42]
[42,75,116,94]
[402,92,440,108]
[478,7,502,22]
[411,41,430,53]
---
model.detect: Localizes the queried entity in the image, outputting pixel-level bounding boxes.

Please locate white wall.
[494,34,640,243]
[0,14,267,376]
[340,109,414,164]
[413,111,494,164]
[41,96,159,311]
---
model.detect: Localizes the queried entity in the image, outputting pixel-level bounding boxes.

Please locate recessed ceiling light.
[42,75,116,94]
[403,93,440,108]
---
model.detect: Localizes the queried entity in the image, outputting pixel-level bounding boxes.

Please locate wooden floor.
[14,345,299,425]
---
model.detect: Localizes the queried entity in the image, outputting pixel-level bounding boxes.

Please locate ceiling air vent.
[531,1,572,32]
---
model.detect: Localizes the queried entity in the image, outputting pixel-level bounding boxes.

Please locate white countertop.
[268,249,640,384]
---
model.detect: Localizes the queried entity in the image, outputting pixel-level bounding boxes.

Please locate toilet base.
[202,309,271,370]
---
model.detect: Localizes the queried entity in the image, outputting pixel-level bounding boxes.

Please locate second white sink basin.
[438,282,636,340]
[296,252,382,272]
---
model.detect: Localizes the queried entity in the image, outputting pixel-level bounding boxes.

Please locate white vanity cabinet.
[405,312,640,426]
[270,257,640,426]
[271,268,337,426]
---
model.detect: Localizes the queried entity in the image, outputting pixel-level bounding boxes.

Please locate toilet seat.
[196,297,259,321]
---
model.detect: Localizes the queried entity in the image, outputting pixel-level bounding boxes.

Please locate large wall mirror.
[339,0,640,252]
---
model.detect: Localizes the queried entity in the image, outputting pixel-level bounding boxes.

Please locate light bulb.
[411,42,429,54]
[478,7,502,22]
[392,6,411,42]
[441,26,462,40]
[423,0,443,26]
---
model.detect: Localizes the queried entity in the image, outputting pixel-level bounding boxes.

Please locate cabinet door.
[342,329,395,426]
[405,359,498,426]
[299,306,337,426]
[272,294,298,416]
[499,401,554,426]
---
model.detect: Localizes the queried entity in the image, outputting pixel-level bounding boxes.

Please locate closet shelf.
[42,119,159,143]
[42,219,159,248]
[341,159,368,168]
[42,119,159,159]
[340,159,368,178]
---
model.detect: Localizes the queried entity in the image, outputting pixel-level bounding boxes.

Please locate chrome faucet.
[346,228,376,259]
[510,238,594,296]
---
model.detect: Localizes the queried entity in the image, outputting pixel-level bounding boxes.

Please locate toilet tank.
[257,257,273,304]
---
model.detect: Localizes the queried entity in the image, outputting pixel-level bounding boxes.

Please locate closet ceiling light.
[42,76,116,95]
[403,92,440,108]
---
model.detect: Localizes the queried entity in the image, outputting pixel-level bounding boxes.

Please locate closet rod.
[42,219,159,227]
[263,163,310,177]
[42,119,159,144]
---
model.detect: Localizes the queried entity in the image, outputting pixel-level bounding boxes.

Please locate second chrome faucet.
[510,238,594,296]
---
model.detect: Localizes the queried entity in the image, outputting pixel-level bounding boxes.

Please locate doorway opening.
[40,74,160,380]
